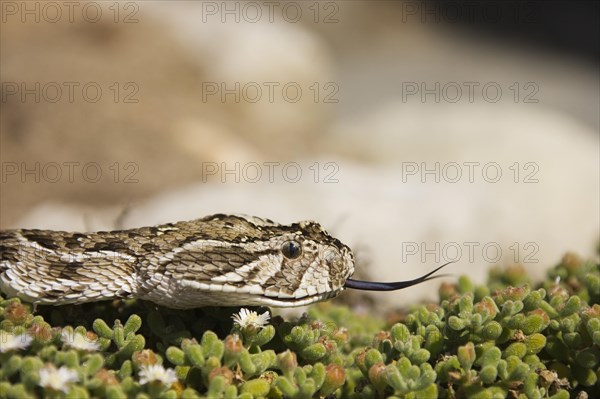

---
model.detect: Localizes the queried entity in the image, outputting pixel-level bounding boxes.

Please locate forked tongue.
[344,262,453,291]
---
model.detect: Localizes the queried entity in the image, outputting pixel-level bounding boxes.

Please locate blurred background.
[1,1,598,309]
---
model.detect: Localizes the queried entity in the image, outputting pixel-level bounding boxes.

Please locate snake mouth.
[253,290,341,307]
[344,262,453,291]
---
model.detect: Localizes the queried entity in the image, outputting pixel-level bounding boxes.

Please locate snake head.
[265,220,356,306]
[147,215,357,308]
[237,217,451,306]
[272,220,451,304]
[141,214,450,308]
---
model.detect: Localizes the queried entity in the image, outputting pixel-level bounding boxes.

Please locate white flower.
[39,364,79,393]
[231,308,271,329]
[138,364,178,386]
[0,331,32,353]
[61,330,100,351]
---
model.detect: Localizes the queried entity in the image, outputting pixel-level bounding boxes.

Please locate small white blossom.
[138,364,178,386]
[0,331,32,353]
[39,364,79,393]
[61,330,100,351]
[231,308,271,329]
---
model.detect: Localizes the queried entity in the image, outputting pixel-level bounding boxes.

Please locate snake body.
[0,214,355,308]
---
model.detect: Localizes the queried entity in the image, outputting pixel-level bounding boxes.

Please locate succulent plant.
[0,252,598,398]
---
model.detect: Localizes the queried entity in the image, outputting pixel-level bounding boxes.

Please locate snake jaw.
[255,290,342,307]
[343,262,453,291]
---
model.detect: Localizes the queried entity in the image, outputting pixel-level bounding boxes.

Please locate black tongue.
[343,262,453,291]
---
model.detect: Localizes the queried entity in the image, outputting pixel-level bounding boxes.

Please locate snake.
[0,214,449,309]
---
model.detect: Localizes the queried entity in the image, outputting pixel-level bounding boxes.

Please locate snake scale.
[0,214,448,309]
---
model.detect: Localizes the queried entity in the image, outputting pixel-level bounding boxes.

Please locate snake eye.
[281,241,302,259]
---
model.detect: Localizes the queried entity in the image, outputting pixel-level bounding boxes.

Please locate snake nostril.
[323,250,336,264]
